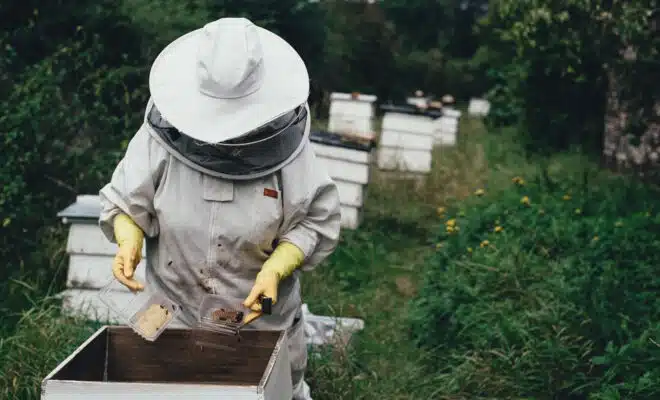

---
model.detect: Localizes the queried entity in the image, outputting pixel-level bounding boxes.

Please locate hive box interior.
[49,326,281,385]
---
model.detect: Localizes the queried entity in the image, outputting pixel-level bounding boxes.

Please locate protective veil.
[98,99,341,399]
[147,99,310,180]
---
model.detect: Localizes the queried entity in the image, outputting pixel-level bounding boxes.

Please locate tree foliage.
[479,0,659,153]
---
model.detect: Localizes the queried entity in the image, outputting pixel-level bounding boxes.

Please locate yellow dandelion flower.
[446,226,455,233]
[592,235,599,242]
[575,208,581,214]
[480,240,490,248]
[467,247,473,253]
[446,218,456,227]
[521,196,530,205]
[436,206,446,216]
[474,189,485,196]
[563,194,571,201]
[512,176,525,185]
[494,226,503,233]
[435,242,444,249]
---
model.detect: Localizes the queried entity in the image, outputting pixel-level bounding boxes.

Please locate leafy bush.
[409,167,660,398]
[0,5,148,332]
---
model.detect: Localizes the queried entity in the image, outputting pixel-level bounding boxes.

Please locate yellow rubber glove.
[242,241,305,325]
[112,213,145,292]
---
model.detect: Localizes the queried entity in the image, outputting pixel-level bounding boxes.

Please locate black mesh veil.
[147,102,308,179]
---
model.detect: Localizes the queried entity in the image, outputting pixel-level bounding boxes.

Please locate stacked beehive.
[56,195,148,324]
[377,105,437,175]
[313,91,378,230]
[433,108,462,146]
[328,92,377,141]
[310,131,373,230]
[468,98,491,117]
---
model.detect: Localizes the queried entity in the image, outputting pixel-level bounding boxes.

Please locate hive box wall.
[328,92,377,140]
[41,326,292,399]
[377,112,436,174]
[433,110,460,147]
[310,134,373,230]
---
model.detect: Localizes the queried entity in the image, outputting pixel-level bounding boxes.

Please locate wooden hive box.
[41,326,292,399]
[57,195,147,323]
[310,131,374,230]
[377,104,438,174]
[328,92,377,140]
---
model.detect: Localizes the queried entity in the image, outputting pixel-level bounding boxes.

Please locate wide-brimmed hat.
[148,17,309,144]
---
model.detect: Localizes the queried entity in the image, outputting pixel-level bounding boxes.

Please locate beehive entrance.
[51,327,281,385]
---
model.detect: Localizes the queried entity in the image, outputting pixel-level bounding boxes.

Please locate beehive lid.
[379,104,443,119]
[41,326,292,399]
[330,92,377,103]
[57,195,102,223]
[310,130,374,152]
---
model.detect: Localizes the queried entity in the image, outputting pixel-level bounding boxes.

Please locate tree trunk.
[602,45,660,181]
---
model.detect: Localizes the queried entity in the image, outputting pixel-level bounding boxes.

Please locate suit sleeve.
[98,125,169,242]
[279,140,342,271]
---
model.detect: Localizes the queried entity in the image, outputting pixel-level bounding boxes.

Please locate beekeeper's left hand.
[242,241,305,325]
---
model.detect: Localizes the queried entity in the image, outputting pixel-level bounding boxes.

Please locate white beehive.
[328,92,377,140]
[468,98,491,117]
[433,108,462,146]
[310,131,373,230]
[41,326,292,399]
[56,195,147,322]
[406,96,430,108]
[377,106,437,174]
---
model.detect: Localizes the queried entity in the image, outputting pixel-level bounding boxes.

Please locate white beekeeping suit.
[98,17,341,400]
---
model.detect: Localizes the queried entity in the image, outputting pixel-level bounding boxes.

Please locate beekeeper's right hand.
[112,213,145,292]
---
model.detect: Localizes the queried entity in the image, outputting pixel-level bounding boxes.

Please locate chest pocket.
[202,173,284,253]
[202,175,234,202]
[247,172,284,250]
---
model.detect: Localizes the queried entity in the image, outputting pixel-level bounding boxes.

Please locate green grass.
[4,118,658,399]
[304,122,660,399]
[0,301,100,399]
[407,161,660,399]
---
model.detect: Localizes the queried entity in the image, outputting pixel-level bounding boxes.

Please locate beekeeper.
[97,17,341,400]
